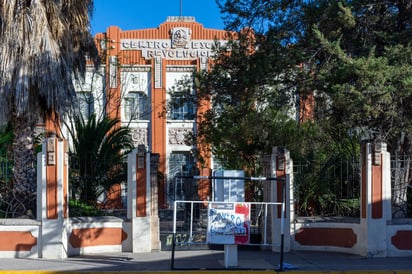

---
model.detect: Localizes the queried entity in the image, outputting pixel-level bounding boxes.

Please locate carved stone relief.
[131,128,148,147]
[169,127,192,145]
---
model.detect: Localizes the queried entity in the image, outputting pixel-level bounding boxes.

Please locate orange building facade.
[82,17,230,208]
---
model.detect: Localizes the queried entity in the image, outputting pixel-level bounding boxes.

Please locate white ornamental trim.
[131,128,147,146]
[169,127,192,145]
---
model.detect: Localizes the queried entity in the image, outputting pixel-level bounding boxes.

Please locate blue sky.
[91,0,225,35]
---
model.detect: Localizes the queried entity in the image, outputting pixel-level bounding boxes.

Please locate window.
[77,92,94,119]
[124,91,149,121]
[167,74,196,120]
[169,94,195,120]
[168,152,195,201]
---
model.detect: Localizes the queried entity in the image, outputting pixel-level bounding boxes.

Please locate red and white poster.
[207,202,250,245]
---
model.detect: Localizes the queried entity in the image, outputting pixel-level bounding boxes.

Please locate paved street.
[0,249,411,273]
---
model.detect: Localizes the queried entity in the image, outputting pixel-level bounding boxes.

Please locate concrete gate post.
[37,136,69,259]
[263,146,292,252]
[128,145,161,252]
[360,141,391,257]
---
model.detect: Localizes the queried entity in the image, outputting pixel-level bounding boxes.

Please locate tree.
[311,2,412,217]
[0,1,97,216]
[181,1,324,173]
[213,0,412,216]
[66,114,134,206]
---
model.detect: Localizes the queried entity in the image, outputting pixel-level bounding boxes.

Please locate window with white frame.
[169,95,195,120]
[124,91,149,121]
[168,77,195,120]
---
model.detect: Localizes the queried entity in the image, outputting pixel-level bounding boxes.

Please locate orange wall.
[96,18,230,207]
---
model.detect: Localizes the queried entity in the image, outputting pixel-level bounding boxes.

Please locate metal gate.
[168,174,287,271]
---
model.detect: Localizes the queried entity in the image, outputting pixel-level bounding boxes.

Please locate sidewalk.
[0,249,412,273]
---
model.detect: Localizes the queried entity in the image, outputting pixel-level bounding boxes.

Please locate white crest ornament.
[171,27,191,48]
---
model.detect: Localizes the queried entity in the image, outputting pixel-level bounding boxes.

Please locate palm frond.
[0,0,97,122]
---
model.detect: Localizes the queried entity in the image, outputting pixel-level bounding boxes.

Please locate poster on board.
[207,202,250,245]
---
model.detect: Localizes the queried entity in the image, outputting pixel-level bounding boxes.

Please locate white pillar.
[37,138,69,259]
[360,142,391,257]
[270,147,294,252]
[127,148,137,221]
[128,145,160,252]
[264,147,292,252]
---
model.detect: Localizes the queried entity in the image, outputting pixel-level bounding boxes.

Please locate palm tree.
[67,114,134,206]
[0,1,97,216]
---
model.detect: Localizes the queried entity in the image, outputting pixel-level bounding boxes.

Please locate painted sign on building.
[207,202,250,245]
[120,39,227,60]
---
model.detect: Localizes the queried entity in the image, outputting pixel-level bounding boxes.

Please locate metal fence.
[391,154,412,218]
[169,200,285,270]
[165,201,281,248]
[2,151,411,219]
[293,157,361,217]
[293,154,412,219]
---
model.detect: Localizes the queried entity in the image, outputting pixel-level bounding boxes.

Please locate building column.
[37,136,69,259]
[149,153,161,251]
[263,146,292,252]
[128,145,161,252]
[152,57,167,209]
[360,141,391,257]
